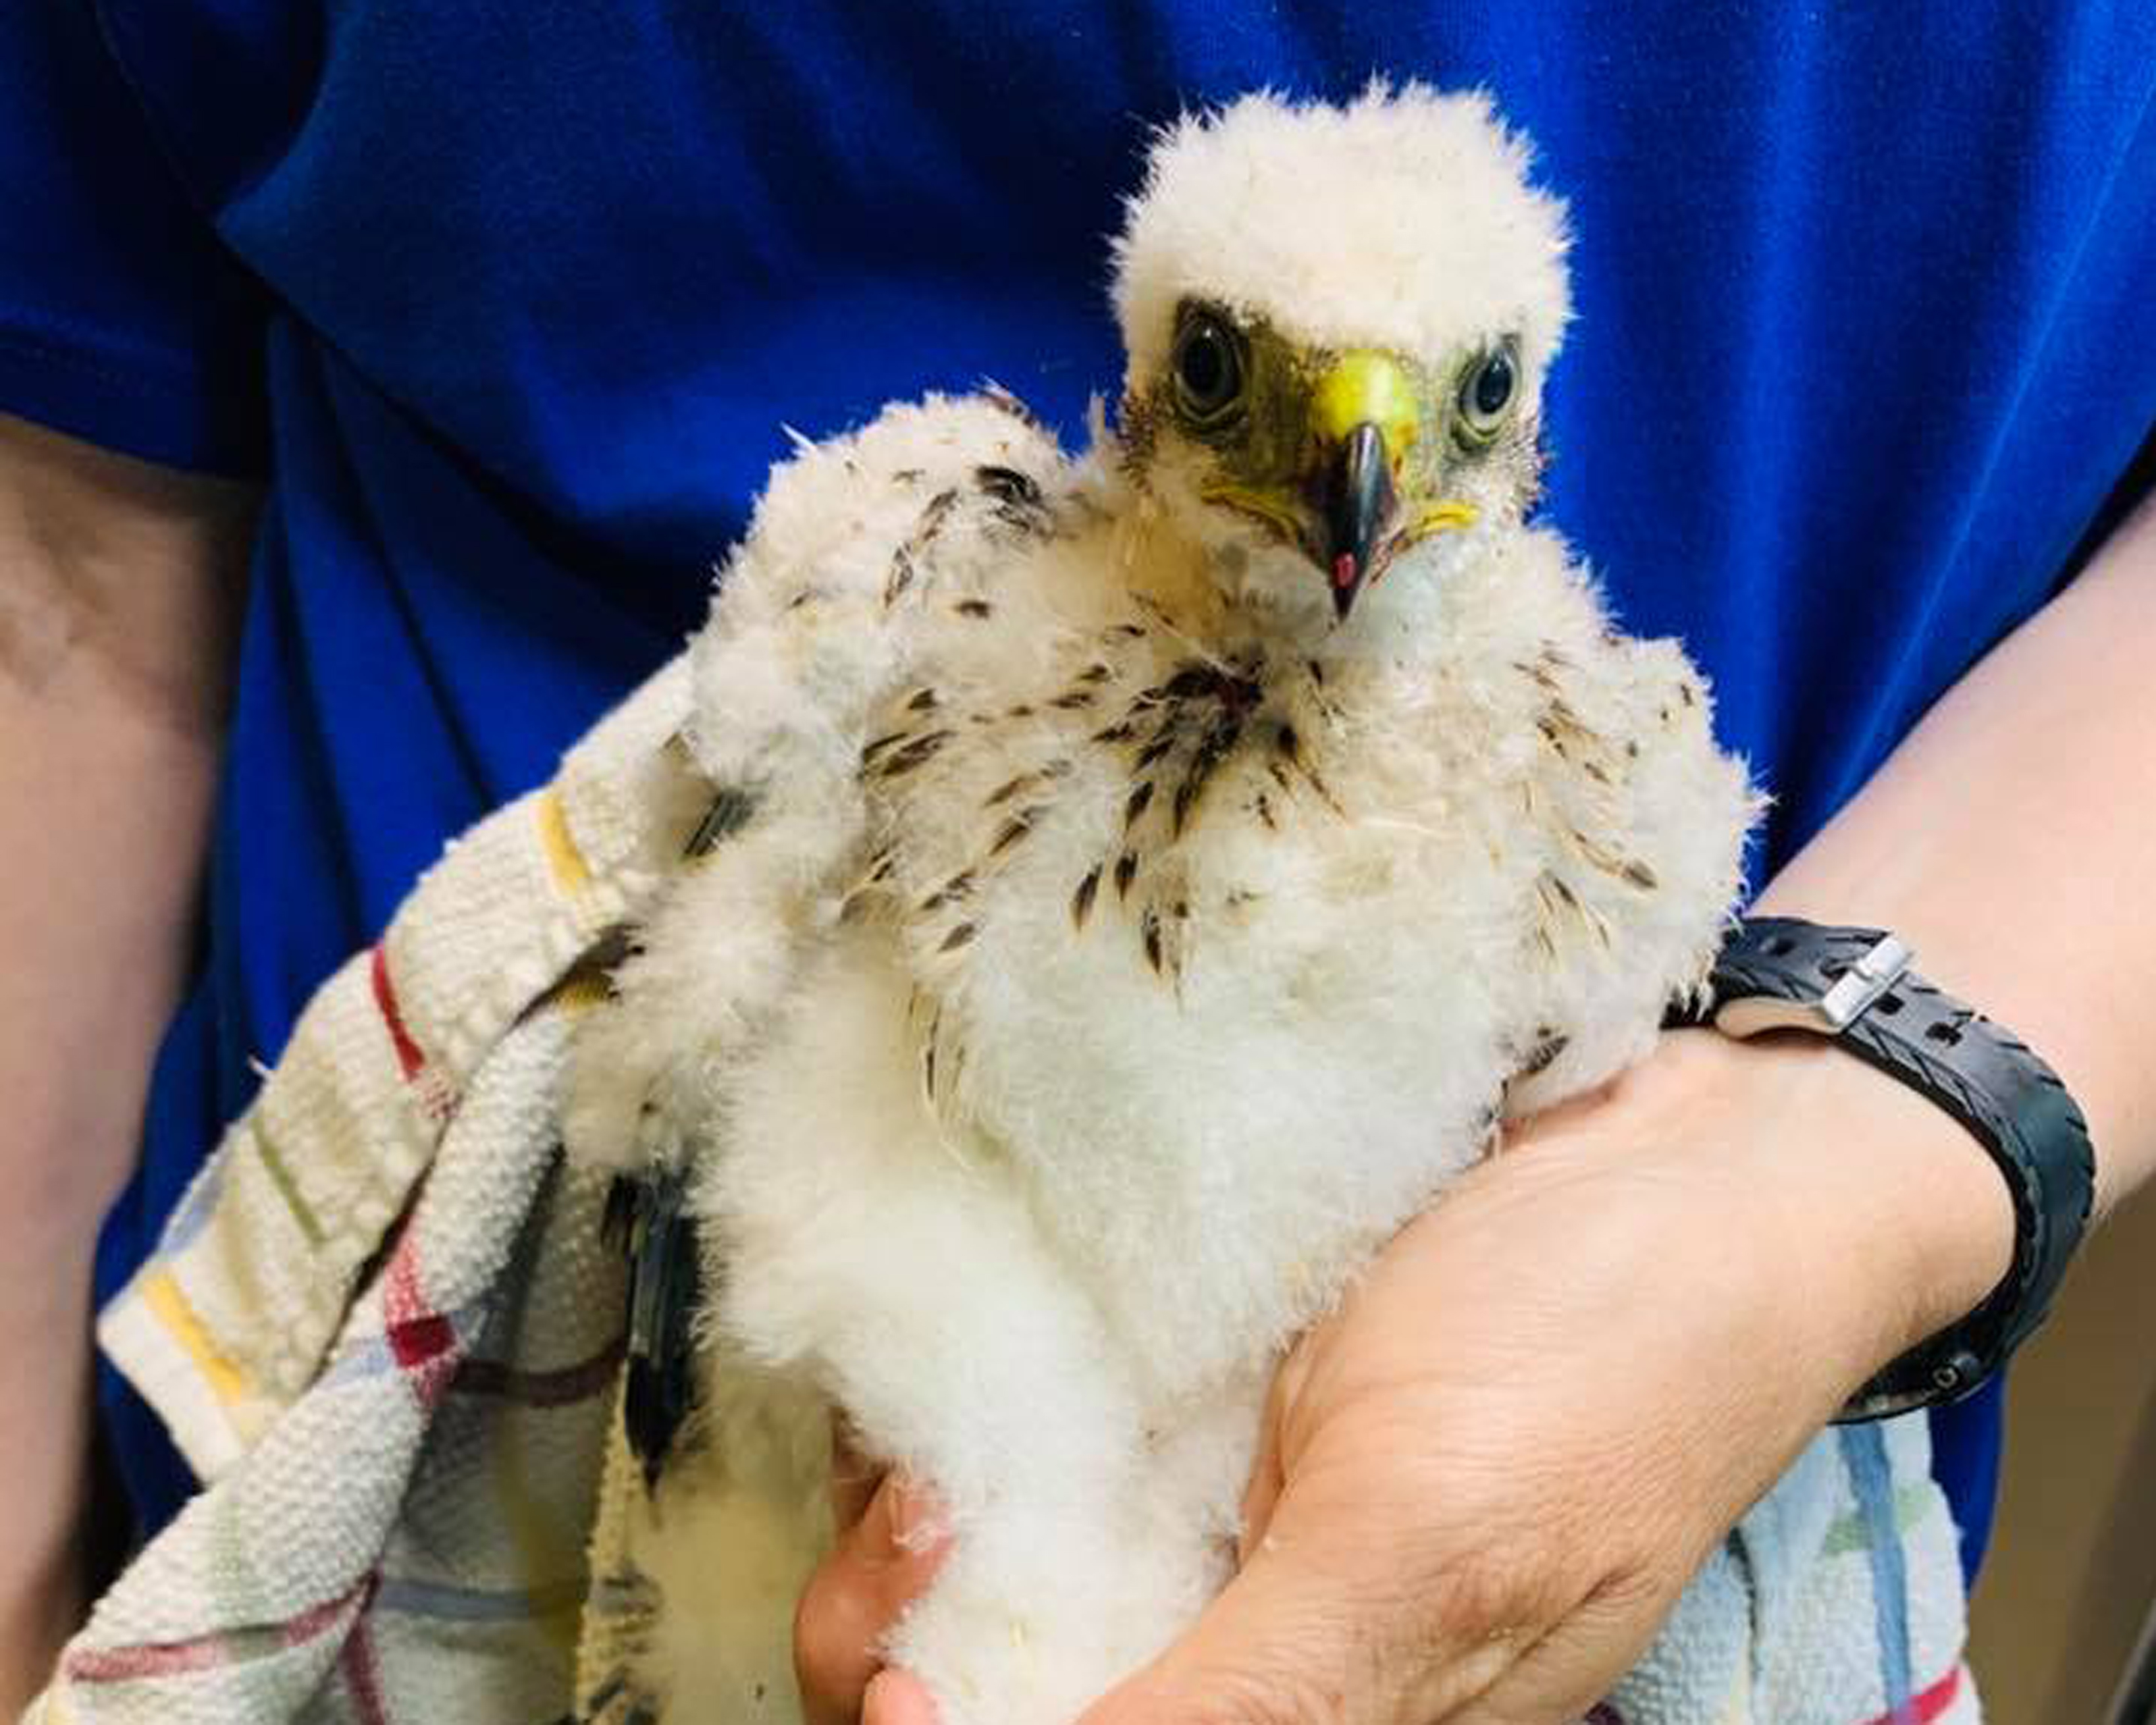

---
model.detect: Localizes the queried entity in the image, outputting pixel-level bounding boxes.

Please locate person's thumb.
[795,1473,949,1725]
[1070,1490,1509,1725]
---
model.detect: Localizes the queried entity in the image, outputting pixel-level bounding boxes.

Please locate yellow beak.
[1313,350,1421,454]
[1312,353,1419,616]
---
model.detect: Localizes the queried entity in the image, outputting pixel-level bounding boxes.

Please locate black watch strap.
[1668,916,2096,1421]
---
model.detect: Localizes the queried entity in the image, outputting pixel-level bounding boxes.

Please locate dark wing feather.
[609,1165,705,1489]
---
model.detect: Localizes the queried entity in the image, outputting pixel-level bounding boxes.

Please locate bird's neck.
[1114,508,1350,664]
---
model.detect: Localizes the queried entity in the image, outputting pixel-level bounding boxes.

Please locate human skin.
[0,414,253,1712]
[796,487,2156,1725]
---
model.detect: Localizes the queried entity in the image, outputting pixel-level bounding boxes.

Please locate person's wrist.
[1527,1029,2018,1406]
[1712,1029,2011,1369]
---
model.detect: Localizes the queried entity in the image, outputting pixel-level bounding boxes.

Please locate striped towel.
[28,652,1982,1725]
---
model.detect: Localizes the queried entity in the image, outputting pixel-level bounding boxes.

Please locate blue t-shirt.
[6,0,2153,1574]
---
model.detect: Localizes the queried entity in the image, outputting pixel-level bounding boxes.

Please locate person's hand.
[1075,1030,2011,1725]
[790,1028,2012,1725]
[794,1439,949,1725]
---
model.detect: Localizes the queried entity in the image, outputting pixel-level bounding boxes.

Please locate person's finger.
[1236,1363,1290,1568]
[862,1666,941,1725]
[1076,1485,1517,1725]
[795,1473,949,1725]
[1433,1564,1668,1725]
[829,1416,881,1529]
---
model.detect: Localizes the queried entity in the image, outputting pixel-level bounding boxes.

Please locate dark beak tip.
[1321,420,1396,620]
[1329,554,1361,618]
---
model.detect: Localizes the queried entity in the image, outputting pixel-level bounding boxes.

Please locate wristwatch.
[1668,916,2096,1422]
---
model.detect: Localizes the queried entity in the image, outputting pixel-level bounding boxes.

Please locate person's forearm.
[1756,492,2156,1219]
[0,415,252,1703]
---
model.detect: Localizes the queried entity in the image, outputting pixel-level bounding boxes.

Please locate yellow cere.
[1312,350,1422,460]
[1416,500,1479,534]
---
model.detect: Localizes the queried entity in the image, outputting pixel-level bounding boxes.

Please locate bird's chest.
[872,645,1514,1010]
[841,644,1535,1379]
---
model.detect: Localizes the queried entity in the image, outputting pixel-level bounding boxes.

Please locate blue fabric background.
[5,0,2153,1575]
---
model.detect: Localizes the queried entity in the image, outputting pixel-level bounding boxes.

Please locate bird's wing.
[1498,573,1761,1117]
[564,386,1068,1171]
[564,388,1067,1483]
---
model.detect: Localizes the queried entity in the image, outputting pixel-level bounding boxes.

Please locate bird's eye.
[1172,313,1246,426]
[1456,341,1520,444]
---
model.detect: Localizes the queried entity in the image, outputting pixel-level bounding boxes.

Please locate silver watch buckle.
[1715,934,1916,1040]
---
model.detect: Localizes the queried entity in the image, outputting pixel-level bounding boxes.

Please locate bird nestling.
[564,84,1760,1725]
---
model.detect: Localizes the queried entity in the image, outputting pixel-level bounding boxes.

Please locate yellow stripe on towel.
[142,1269,253,1408]
[535,787,592,895]
[1715,1654,1754,1725]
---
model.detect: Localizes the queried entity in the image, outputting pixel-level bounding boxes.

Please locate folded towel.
[30,654,1980,1725]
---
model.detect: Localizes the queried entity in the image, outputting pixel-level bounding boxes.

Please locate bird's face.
[1128,299,1540,620]
[1107,86,1571,629]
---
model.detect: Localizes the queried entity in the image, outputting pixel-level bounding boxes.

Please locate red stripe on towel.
[1860,1664,1962,1725]
[65,1575,366,1682]
[340,1609,391,1725]
[369,943,427,1082]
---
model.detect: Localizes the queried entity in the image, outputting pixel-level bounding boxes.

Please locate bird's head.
[1111,85,1571,627]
